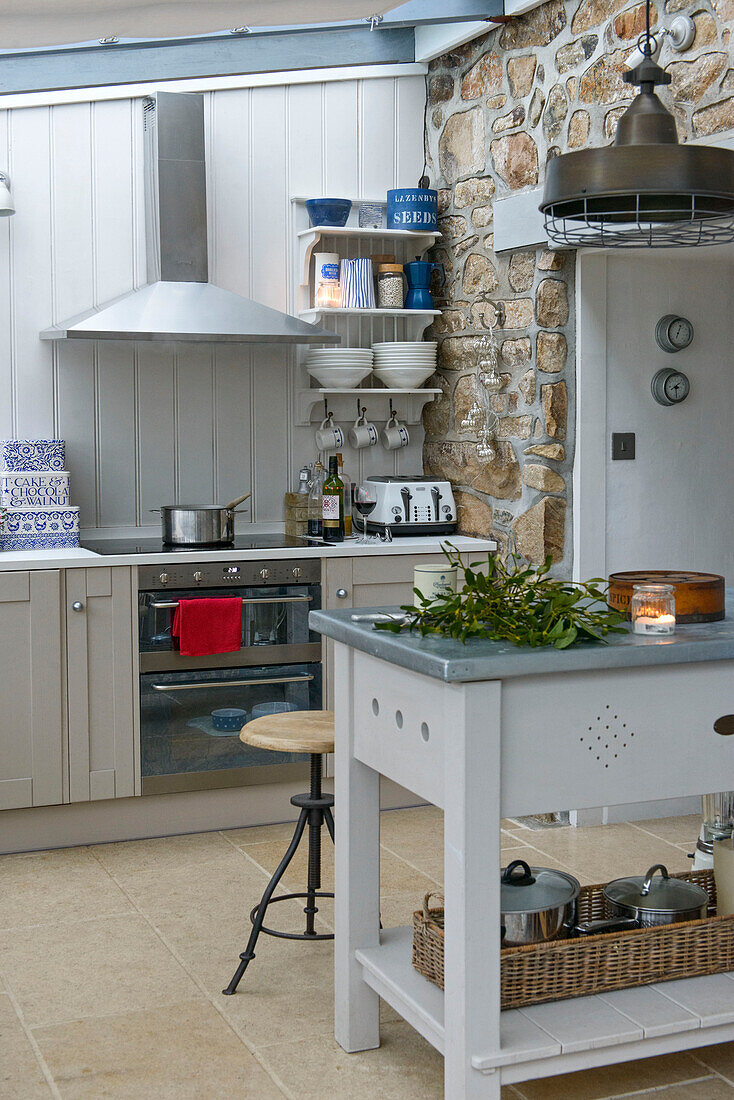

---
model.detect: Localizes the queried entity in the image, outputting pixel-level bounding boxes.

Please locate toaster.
[363,476,457,536]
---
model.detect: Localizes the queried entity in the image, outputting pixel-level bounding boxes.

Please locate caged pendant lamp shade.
[0,173,14,217]
[539,0,734,248]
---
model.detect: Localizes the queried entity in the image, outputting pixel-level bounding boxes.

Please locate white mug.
[413,564,458,603]
[315,413,344,452]
[348,410,378,449]
[381,411,410,451]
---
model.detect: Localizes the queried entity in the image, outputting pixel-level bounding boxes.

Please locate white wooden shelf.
[299,308,441,320]
[357,926,734,1085]
[298,387,441,425]
[297,225,441,286]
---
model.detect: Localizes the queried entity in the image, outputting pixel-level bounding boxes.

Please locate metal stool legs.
[222,753,334,995]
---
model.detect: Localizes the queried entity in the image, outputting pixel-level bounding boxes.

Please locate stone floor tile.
[517,822,692,884]
[90,830,235,874]
[379,805,443,849]
[693,1040,734,1083]
[33,999,284,1099]
[0,846,133,931]
[0,914,201,1028]
[629,814,701,850]
[0,993,53,1098]
[619,1080,734,1098]
[222,820,303,848]
[511,1053,715,1099]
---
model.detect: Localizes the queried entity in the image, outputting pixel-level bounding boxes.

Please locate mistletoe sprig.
[375,544,626,649]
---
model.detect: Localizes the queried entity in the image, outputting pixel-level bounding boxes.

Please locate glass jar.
[376,264,404,309]
[630,583,676,635]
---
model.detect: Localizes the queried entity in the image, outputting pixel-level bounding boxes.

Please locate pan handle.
[224,492,252,512]
[575,917,639,935]
[149,509,161,514]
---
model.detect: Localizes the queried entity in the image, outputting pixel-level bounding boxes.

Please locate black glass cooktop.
[79,534,310,556]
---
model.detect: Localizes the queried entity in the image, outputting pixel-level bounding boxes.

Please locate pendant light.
[540,0,734,248]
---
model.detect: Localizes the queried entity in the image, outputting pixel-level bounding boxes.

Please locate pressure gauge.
[655,314,694,353]
[651,367,691,406]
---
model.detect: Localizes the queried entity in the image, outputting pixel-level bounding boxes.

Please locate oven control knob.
[259,568,270,581]
[292,567,302,579]
[159,572,169,585]
[193,571,203,583]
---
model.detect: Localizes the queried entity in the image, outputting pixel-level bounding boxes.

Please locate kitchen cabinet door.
[0,570,64,810]
[66,567,137,802]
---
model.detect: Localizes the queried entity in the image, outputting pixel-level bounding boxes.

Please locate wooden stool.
[222,711,335,995]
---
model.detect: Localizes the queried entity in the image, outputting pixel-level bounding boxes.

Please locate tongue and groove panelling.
[0,74,425,532]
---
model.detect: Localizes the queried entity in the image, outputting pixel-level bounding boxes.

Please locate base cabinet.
[66,567,137,802]
[0,571,64,810]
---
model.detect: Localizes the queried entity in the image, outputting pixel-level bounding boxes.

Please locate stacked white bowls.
[371,342,437,388]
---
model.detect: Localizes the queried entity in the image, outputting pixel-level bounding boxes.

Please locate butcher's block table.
[310,594,734,1100]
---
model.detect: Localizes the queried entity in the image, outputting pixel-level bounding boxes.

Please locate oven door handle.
[150,674,314,691]
[147,595,313,610]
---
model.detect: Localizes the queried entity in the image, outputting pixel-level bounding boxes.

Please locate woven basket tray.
[413,869,734,1011]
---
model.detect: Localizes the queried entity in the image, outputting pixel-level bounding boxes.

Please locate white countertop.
[0,534,496,571]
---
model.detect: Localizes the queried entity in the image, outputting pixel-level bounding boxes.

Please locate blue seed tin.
[386,188,438,232]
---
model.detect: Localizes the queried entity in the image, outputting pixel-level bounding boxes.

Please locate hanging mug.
[348,408,378,449]
[381,410,410,451]
[315,413,344,452]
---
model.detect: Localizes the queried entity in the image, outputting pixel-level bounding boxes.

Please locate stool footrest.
[250,893,334,941]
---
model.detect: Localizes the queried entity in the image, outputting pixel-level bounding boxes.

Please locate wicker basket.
[412,869,734,1011]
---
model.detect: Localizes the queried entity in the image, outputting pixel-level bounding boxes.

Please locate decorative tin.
[1,532,80,550]
[386,188,438,232]
[359,202,383,229]
[1,471,71,508]
[1,439,65,471]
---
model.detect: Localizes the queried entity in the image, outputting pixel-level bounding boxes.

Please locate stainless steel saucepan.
[152,492,251,546]
[501,860,581,947]
[576,863,709,935]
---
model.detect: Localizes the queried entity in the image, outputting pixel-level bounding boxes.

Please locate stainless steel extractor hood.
[41,92,339,344]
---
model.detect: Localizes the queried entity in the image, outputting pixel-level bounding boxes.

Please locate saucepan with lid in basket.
[575,863,709,935]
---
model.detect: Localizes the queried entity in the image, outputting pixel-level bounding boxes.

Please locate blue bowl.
[305,198,352,228]
[211,707,247,732]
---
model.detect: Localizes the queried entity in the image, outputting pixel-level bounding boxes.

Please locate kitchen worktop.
[311,590,734,681]
[0,533,495,571]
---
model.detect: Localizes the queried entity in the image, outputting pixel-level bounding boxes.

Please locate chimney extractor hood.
[41,92,340,345]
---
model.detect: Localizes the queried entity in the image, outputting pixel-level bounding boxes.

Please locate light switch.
[612,433,635,460]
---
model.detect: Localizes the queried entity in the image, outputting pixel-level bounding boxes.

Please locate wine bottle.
[307,459,325,538]
[322,455,345,543]
[335,453,352,537]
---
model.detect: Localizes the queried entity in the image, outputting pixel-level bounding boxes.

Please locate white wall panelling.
[0,71,427,531]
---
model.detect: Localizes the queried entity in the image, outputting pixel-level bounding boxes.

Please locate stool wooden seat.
[240,710,334,755]
[223,709,336,996]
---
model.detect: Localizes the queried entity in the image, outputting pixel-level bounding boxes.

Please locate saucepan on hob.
[500,860,709,946]
[151,492,251,546]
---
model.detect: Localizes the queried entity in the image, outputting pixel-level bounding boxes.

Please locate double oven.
[137,558,322,794]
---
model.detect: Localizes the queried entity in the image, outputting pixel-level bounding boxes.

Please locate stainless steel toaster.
[363,475,457,536]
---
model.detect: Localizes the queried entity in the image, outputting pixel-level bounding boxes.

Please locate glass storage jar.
[376,264,404,309]
[630,583,676,635]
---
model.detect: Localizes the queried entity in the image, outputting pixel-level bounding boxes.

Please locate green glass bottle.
[322,455,345,543]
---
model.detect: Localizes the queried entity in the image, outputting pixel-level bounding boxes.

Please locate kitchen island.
[311,597,734,1100]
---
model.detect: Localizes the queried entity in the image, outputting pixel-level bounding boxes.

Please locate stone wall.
[423,0,734,572]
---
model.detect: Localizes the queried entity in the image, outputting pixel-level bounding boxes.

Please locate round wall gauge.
[651,367,691,406]
[655,314,694,353]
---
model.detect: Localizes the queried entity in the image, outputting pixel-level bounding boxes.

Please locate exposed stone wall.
[423,0,734,572]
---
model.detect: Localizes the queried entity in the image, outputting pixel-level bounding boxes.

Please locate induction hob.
[79,534,310,556]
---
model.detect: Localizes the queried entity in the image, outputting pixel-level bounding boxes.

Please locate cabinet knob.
[336,588,348,599]
[714,715,734,735]
[71,601,84,612]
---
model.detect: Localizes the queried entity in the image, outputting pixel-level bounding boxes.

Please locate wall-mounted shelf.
[296,225,441,287]
[300,307,441,321]
[298,387,441,426]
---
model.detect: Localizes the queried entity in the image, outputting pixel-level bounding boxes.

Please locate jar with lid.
[376,264,404,309]
[630,583,676,635]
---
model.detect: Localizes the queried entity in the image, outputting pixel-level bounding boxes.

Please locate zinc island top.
[310,589,734,682]
[311,594,734,1100]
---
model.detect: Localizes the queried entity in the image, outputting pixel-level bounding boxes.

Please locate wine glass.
[353,484,377,543]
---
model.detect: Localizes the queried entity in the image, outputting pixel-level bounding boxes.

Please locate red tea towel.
[172,597,243,657]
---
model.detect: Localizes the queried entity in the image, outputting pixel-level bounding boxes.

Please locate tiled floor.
[2,808,734,1098]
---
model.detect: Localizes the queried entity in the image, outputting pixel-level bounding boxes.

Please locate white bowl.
[373,352,437,361]
[307,364,373,388]
[371,341,437,349]
[374,365,435,388]
[306,348,373,357]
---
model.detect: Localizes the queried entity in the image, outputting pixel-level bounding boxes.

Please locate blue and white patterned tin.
[2,439,66,471]
[1,532,80,550]
[2,506,80,537]
[386,188,438,232]
[1,471,71,508]
[339,258,376,309]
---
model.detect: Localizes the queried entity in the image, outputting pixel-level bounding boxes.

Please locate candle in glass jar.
[630,583,676,635]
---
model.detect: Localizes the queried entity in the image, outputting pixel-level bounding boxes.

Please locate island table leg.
[443,680,502,1100]
[333,642,381,1053]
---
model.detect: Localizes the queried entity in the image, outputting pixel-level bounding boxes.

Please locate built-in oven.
[138,558,321,795]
